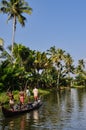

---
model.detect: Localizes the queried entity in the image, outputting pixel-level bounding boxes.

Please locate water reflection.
[1,88,86,130]
[9,120,14,130]
[33,110,39,120]
[20,116,25,130]
[26,113,31,120]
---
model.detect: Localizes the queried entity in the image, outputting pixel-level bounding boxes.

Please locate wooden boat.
[2,99,42,118]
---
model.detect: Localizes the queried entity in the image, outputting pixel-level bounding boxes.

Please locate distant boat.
[2,100,42,118]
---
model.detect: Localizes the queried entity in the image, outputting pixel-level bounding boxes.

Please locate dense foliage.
[0,0,86,92]
[0,43,86,92]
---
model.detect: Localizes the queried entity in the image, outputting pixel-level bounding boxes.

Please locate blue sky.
[0,0,86,65]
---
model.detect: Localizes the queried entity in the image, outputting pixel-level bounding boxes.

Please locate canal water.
[0,88,86,130]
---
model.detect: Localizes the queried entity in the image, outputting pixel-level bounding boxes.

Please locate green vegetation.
[0,0,86,100]
[0,43,86,93]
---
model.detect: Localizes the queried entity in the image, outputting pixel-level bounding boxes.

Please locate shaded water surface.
[0,88,86,130]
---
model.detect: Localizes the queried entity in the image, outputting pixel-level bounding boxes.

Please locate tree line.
[0,0,86,92]
[0,43,86,92]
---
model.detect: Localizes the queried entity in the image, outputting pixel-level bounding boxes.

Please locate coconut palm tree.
[74,59,86,86]
[64,53,74,77]
[76,59,85,74]
[34,51,50,73]
[47,46,66,90]
[63,53,74,87]
[0,0,32,55]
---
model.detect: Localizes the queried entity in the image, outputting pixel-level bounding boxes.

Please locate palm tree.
[78,59,85,70]
[76,59,85,74]
[47,46,66,90]
[63,53,74,87]
[64,53,74,77]
[74,59,86,86]
[0,0,32,55]
[34,51,49,73]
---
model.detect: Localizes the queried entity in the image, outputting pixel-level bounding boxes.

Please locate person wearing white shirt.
[33,87,38,101]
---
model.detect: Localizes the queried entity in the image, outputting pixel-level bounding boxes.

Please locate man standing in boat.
[7,91,14,111]
[26,87,31,103]
[19,91,25,105]
[33,86,39,101]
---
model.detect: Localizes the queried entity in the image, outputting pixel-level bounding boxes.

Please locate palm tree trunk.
[11,15,16,56]
[57,70,60,90]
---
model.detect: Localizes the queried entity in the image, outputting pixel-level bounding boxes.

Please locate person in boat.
[33,86,39,101]
[25,87,31,103]
[9,95,14,111]
[8,91,14,111]
[19,90,25,107]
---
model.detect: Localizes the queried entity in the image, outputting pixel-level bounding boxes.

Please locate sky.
[0,0,86,65]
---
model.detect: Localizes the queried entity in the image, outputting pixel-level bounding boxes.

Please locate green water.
[0,88,86,130]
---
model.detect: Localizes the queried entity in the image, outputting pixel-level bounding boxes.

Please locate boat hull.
[2,100,42,118]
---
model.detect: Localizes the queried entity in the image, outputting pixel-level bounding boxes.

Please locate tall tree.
[0,0,32,55]
[64,53,74,77]
[75,59,86,86]
[76,59,85,74]
[47,46,65,90]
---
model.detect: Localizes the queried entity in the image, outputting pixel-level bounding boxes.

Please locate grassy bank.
[71,85,85,88]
